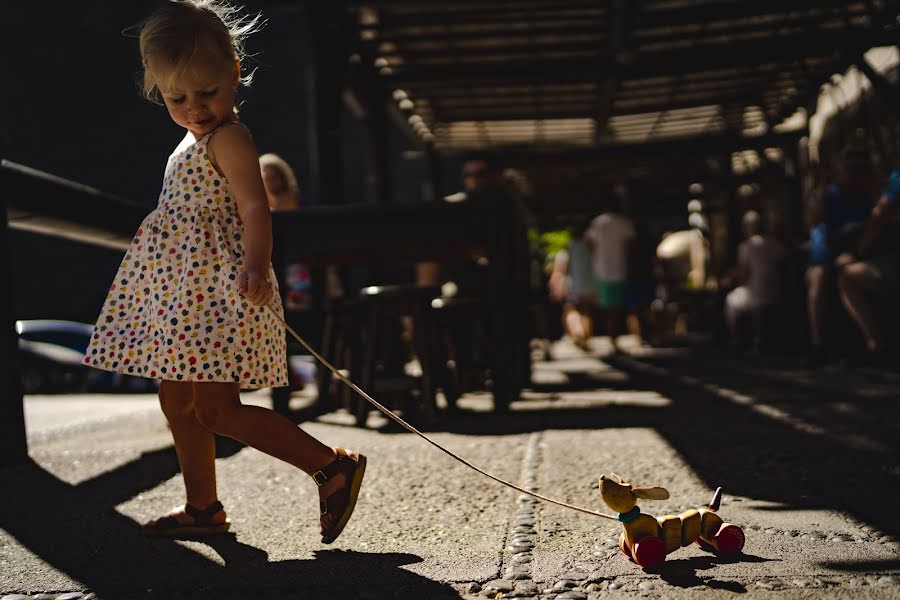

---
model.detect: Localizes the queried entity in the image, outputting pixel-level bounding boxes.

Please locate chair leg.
[356,303,380,427]
[437,314,460,411]
[412,302,437,425]
[316,311,336,407]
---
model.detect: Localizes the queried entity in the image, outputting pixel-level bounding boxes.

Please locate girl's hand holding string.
[238,269,274,305]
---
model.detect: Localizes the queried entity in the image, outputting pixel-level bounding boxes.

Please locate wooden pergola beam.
[440,130,805,162]
[637,0,868,29]
[384,29,894,87]
[378,42,607,62]
[372,4,606,28]
[376,24,604,43]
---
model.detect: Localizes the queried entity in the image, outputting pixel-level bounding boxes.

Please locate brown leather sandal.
[141,501,231,537]
[315,448,367,544]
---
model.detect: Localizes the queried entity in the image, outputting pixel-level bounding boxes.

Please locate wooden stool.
[355,284,442,427]
[430,296,492,408]
[315,297,363,413]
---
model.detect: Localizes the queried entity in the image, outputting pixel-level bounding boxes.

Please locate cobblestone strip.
[1,594,97,600]
[473,431,543,598]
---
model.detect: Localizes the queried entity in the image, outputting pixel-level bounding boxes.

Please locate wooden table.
[0,158,532,465]
[271,200,531,411]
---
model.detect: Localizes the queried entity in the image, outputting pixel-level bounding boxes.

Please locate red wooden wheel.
[633,536,666,568]
[714,524,745,553]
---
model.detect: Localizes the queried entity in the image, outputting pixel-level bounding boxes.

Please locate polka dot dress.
[83,125,288,389]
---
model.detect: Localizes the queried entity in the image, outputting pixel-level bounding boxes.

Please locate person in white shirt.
[585,199,636,349]
[724,210,786,345]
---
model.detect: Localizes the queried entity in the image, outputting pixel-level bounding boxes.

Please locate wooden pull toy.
[599,474,745,568]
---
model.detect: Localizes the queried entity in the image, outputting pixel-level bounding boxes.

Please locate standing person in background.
[585,195,635,353]
[625,218,657,346]
[549,216,596,351]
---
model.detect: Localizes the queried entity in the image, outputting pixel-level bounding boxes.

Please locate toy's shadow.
[649,552,777,590]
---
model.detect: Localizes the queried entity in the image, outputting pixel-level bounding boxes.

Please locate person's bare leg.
[563,304,586,344]
[605,307,624,351]
[191,382,349,530]
[579,306,594,344]
[806,266,827,347]
[837,262,883,351]
[147,380,224,527]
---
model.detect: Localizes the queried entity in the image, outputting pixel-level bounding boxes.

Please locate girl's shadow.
[167,536,458,599]
[0,457,462,599]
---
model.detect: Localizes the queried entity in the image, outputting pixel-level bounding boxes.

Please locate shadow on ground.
[324,350,900,539]
[0,451,459,599]
[651,551,776,590]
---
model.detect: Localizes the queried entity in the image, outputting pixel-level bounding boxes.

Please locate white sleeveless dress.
[83,124,288,389]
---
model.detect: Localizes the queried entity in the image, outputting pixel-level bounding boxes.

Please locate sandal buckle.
[313,470,328,487]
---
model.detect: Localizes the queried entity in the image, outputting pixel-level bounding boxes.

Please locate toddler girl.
[83,0,365,544]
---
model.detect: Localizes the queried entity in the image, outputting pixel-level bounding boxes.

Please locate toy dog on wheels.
[599,474,745,568]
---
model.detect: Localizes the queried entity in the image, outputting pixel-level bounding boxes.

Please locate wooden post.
[305,3,351,206]
[0,197,28,466]
[426,141,441,203]
[357,38,391,207]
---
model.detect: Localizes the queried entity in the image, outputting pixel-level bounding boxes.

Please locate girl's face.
[148,54,240,139]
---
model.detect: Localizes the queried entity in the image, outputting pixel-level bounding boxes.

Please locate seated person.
[724,210,785,349]
[834,167,900,364]
[805,141,876,365]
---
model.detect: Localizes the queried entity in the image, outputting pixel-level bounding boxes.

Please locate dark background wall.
[3,1,427,323]
[2,2,312,201]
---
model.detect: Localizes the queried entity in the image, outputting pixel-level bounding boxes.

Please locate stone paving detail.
[4,341,900,599]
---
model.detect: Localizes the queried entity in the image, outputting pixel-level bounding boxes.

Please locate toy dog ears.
[604,474,670,500]
[632,486,670,500]
[609,473,627,484]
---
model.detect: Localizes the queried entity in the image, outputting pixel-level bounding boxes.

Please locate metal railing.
[0,159,147,464]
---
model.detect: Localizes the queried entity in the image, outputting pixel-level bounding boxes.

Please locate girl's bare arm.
[209,124,274,304]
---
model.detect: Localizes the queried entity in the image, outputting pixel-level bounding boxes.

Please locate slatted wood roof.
[352,0,900,152]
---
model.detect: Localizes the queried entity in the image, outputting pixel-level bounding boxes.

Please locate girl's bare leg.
[147,380,224,526]
[191,381,347,530]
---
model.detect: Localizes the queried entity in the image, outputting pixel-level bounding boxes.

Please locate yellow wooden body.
[699,508,724,543]
[679,509,701,546]
[656,515,682,553]
[653,508,720,554]
[622,513,660,555]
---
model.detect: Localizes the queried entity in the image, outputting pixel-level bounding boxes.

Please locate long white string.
[263,304,618,521]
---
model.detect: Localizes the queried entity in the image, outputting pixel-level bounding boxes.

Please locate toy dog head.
[599,473,670,513]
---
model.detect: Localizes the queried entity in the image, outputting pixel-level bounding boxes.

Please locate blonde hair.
[259,153,299,194]
[138,0,262,102]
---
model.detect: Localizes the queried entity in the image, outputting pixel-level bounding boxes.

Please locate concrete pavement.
[1,339,899,599]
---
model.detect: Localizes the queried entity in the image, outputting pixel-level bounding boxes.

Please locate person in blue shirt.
[833,167,900,365]
[805,141,876,366]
